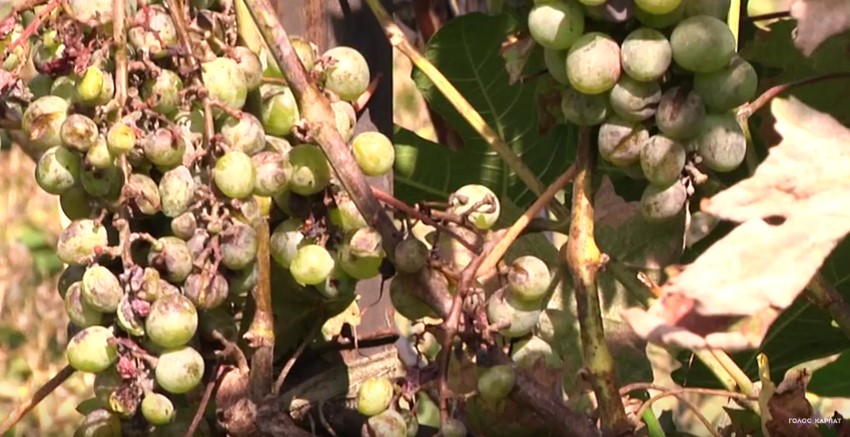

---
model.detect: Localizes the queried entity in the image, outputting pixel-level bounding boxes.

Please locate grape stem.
[361,0,571,223]
[739,71,850,120]
[185,364,225,437]
[0,365,75,435]
[563,127,631,435]
[271,315,322,396]
[806,273,850,341]
[636,390,722,437]
[746,11,791,22]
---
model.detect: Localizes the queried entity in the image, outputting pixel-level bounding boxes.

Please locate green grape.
[73,408,121,437]
[184,271,229,310]
[290,244,335,286]
[507,256,551,308]
[145,293,198,349]
[487,294,542,338]
[670,15,736,73]
[441,418,467,437]
[128,6,176,58]
[66,326,118,373]
[640,135,686,187]
[22,95,69,150]
[127,173,161,215]
[291,36,317,71]
[634,0,684,28]
[329,193,367,232]
[170,212,197,240]
[148,237,194,283]
[85,137,115,169]
[159,166,195,218]
[365,410,407,437]
[252,151,291,196]
[566,32,621,95]
[220,222,258,270]
[141,393,175,426]
[264,135,292,155]
[270,218,306,268]
[288,144,331,195]
[597,115,649,167]
[416,393,440,428]
[609,76,661,122]
[449,184,500,230]
[80,165,122,199]
[75,66,106,104]
[477,365,516,402]
[527,2,584,50]
[684,0,730,19]
[437,223,482,268]
[155,346,205,394]
[259,84,300,137]
[620,27,672,82]
[560,85,609,126]
[338,228,384,280]
[35,146,81,195]
[50,75,77,100]
[144,128,186,169]
[116,294,145,336]
[221,113,266,156]
[357,376,394,416]
[352,131,395,177]
[61,113,98,153]
[332,101,357,141]
[232,46,263,91]
[543,48,569,84]
[640,181,687,221]
[65,282,103,328]
[214,151,256,199]
[393,238,429,273]
[578,0,606,5]
[635,0,682,14]
[511,336,562,369]
[142,69,183,117]
[57,219,108,266]
[693,56,758,112]
[321,46,370,102]
[655,87,706,140]
[202,57,248,111]
[690,113,746,172]
[82,265,123,313]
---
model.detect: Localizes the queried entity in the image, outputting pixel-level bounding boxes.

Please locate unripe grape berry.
[527,2,584,50]
[128,173,162,215]
[449,184,500,230]
[75,66,106,104]
[35,146,81,195]
[57,219,108,265]
[61,113,98,153]
[329,194,368,232]
[693,56,758,112]
[288,144,331,195]
[291,36,317,71]
[507,256,551,308]
[141,393,175,426]
[73,408,121,437]
[221,113,266,156]
[231,47,263,92]
[635,1,684,28]
[260,85,300,137]
[290,244,335,286]
[339,228,384,280]
[170,212,197,240]
[252,151,291,196]
[58,265,86,299]
[357,376,394,416]
[393,238,429,273]
[597,115,649,167]
[270,218,307,268]
[128,6,177,59]
[487,294,542,338]
[332,101,357,141]
[145,293,198,349]
[321,46,370,102]
[511,336,562,369]
[22,95,69,150]
[148,237,194,284]
[80,165,122,199]
[560,85,610,126]
[441,418,467,437]
[155,346,205,394]
[66,326,118,373]
[220,223,259,271]
[352,131,395,177]
[65,282,103,328]
[159,165,195,218]
[116,294,145,337]
[144,128,185,169]
[50,75,76,100]
[202,57,248,111]
[214,151,256,199]
[390,272,441,320]
[81,265,123,313]
[640,181,687,221]
[670,15,736,73]
[689,113,746,172]
[477,365,516,402]
[655,87,706,140]
[543,48,569,84]
[60,186,93,220]
[364,410,407,437]
[620,27,672,82]
[142,69,183,117]
[635,0,682,14]
[640,135,686,187]
[566,32,621,95]
[85,137,115,169]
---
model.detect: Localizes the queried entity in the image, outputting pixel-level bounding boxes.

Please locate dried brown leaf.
[623,97,850,350]
[500,33,536,85]
[790,0,850,56]
[765,369,819,437]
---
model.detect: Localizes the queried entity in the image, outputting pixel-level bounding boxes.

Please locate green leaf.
[403,12,577,209]
[808,351,850,396]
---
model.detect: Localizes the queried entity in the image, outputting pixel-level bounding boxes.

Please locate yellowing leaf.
[623,98,850,350]
[321,298,362,341]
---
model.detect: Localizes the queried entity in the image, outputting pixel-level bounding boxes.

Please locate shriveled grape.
[61,113,98,153]
[220,222,258,271]
[449,184,500,231]
[81,265,123,313]
[609,75,661,122]
[221,113,266,156]
[288,144,331,195]
[597,115,649,166]
[252,151,291,196]
[159,165,195,218]
[142,69,183,117]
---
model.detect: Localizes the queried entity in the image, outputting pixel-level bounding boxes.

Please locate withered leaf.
[623,98,850,350]
[499,33,536,85]
[765,369,819,437]
[790,0,850,56]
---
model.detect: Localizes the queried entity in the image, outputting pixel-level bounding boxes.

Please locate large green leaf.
[809,351,850,396]
[399,12,577,209]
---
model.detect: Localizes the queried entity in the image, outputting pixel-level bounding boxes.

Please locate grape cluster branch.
[0,365,75,434]
[563,127,631,436]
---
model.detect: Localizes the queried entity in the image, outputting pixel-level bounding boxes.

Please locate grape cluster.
[531,0,755,221]
[0,0,399,433]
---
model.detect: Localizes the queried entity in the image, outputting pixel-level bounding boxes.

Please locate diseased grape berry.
[329,193,368,232]
[170,212,197,240]
[288,144,331,195]
[620,27,671,82]
[75,66,113,106]
[252,151,291,196]
[527,2,584,50]
[597,115,649,167]
[145,293,198,349]
[609,75,661,122]
[57,219,109,265]
[635,0,682,15]
[184,271,229,310]
[128,5,177,59]
[655,87,706,140]
[81,265,123,313]
[80,165,122,199]
[85,137,115,169]
[93,367,122,405]
[507,256,551,309]
[441,418,468,437]
[635,0,684,28]
[693,56,758,112]
[670,15,736,73]
[332,101,357,141]
[35,146,81,195]
[158,166,195,218]
[352,131,395,177]
[477,365,516,402]
[116,294,145,337]
[106,123,136,156]
[640,135,686,187]
[339,228,384,280]
[231,47,263,92]
[73,408,121,437]
[270,219,306,268]
[214,151,256,199]
[142,69,184,117]
[449,184,500,231]
[364,409,407,437]
[640,181,688,221]
[65,282,103,328]
[203,57,248,111]
[144,128,186,169]
[128,173,162,215]
[220,222,258,271]
[148,237,194,284]
[393,238,429,274]
[321,46,370,102]
[560,85,609,126]
[221,113,266,156]
[58,265,86,299]
[357,376,394,416]
[66,326,118,373]
[689,113,746,172]
[290,244,335,286]
[566,32,621,95]
[487,293,542,338]
[61,113,98,153]
[141,393,175,426]
[154,346,205,394]
[22,95,69,150]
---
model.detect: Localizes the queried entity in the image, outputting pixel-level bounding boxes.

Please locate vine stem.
[739,72,850,119]
[806,273,850,341]
[185,364,224,437]
[0,365,75,434]
[746,11,791,21]
[563,127,630,435]
[361,0,570,222]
